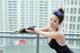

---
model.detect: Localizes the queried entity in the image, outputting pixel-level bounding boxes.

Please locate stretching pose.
[16,8,73,53]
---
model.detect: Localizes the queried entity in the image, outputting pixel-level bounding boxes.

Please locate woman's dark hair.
[53,8,64,24]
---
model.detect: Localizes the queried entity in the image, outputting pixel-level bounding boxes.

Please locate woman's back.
[48,39,73,53]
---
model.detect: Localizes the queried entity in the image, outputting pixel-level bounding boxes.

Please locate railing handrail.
[0,32,80,34]
[0,32,80,39]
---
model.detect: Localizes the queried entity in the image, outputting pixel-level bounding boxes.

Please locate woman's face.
[49,15,59,28]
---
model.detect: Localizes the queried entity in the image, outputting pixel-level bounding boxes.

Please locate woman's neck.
[49,27,58,32]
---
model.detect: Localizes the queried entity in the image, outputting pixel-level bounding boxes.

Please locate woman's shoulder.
[57,29,65,37]
[50,30,64,39]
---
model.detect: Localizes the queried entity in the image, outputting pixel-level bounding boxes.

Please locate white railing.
[0,32,80,53]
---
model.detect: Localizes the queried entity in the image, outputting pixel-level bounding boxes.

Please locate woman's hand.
[15,26,36,34]
[26,26,36,33]
[15,28,27,34]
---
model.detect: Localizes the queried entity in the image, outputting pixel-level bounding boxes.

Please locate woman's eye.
[50,18,52,20]
[54,20,56,22]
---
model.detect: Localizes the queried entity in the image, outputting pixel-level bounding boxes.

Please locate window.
[70,8,73,14]
[73,24,75,29]
[66,16,68,21]
[77,25,80,30]
[76,40,80,46]
[70,16,76,22]
[66,24,67,29]
[74,8,76,14]
[66,8,69,13]
[79,0,80,5]
[67,0,69,4]
[69,24,72,29]
[78,16,80,22]
[78,8,80,14]
[70,16,72,21]
[75,0,77,5]
[73,16,76,22]
[71,0,73,5]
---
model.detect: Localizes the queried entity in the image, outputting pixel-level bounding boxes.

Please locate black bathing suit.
[48,39,73,53]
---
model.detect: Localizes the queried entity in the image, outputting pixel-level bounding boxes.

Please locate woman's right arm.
[39,26,49,32]
[15,26,49,34]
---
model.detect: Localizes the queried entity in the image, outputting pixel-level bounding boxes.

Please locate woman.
[16,8,73,53]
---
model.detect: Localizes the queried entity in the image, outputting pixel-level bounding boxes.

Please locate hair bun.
[58,8,64,14]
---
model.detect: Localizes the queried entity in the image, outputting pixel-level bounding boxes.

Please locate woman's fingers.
[26,29,35,33]
[15,31,21,34]
[27,26,36,30]
[15,28,26,33]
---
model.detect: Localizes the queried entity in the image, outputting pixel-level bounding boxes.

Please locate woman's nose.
[50,21,53,23]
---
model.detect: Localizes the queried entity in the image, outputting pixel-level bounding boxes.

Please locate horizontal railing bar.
[0,32,37,34]
[0,32,80,35]
[0,36,80,40]
[0,32,80,39]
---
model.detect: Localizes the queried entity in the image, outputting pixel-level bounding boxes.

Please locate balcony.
[0,32,80,53]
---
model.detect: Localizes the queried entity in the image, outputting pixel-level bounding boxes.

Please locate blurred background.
[0,0,80,53]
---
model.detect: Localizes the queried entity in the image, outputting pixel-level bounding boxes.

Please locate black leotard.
[48,39,73,53]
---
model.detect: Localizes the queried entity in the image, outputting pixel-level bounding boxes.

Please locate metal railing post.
[36,34,39,53]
